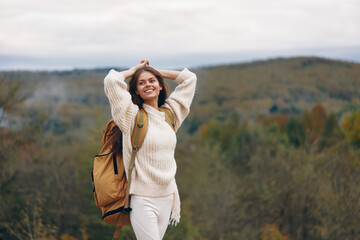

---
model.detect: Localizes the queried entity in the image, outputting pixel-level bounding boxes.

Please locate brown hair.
[129,66,168,108]
[107,125,122,154]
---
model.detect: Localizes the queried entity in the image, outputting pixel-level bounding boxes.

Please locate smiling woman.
[135,71,163,105]
[103,60,197,240]
[128,65,168,110]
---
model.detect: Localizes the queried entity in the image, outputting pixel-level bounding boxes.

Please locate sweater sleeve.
[104,69,138,133]
[162,68,197,131]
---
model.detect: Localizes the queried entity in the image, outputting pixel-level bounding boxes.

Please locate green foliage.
[261,224,292,240]
[1,57,360,239]
[321,112,341,147]
[180,143,243,239]
[198,114,260,170]
[341,110,360,146]
[286,117,305,147]
[182,116,360,239]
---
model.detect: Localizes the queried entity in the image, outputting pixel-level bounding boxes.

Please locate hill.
[191,57,360,122]
[1,57,359,133]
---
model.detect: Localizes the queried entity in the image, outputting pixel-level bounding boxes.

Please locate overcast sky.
[1,0,359,70]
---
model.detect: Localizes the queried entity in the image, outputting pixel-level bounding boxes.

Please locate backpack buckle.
[122,207,132,214]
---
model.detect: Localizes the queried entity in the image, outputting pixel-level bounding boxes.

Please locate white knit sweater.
[104,68,197,224]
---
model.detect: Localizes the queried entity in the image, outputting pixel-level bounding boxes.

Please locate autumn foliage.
[1,57,360,239]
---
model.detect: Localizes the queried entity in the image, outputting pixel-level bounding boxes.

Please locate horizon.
[1,51,359,72]
[1,0,359,71]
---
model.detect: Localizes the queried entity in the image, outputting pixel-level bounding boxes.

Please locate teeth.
[145,89,154,93]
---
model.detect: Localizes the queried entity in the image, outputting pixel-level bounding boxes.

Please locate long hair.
[129,66,168,109]
[107,125,122,154]
[108,66,168,154]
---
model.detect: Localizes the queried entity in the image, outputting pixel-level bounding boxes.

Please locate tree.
[302,104,327,153]
[0,77,25,126]
[341,110,360,146]
[285,117,305,147]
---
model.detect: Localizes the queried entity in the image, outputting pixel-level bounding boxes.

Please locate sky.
[1,0,359,70]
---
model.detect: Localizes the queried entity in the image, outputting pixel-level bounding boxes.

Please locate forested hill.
[2,57,359,131]
[191,57,360,122]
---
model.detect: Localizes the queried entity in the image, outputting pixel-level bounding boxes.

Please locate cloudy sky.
[1,0,359,70]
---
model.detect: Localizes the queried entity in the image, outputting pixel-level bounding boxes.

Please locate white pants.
[130,194,173,240]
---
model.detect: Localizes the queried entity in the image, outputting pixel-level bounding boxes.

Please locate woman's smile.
[144,88,154,93]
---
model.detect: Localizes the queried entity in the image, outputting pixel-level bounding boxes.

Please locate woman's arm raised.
[104,61,148,132]
[161,68,197,131]
[121,60,149,79]
[157,70,181,80]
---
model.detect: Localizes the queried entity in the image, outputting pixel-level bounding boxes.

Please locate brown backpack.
[92,108,174,239]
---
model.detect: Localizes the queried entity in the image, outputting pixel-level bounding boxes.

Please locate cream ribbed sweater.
[104,68,197,224]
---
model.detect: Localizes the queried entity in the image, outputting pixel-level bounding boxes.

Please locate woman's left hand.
[140,60,150,66]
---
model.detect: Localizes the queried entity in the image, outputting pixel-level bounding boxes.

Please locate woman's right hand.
[130,60,149,73]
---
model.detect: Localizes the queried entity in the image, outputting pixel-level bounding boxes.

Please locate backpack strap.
[113,109,148,240]
[159,107,175,131]
[123,109,148,211]
[112,108,173,240]
[112,214,126,240]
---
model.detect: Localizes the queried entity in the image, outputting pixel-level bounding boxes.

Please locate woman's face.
[135,71,163,104]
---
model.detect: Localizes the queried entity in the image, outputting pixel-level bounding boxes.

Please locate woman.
[104,60,197,239]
